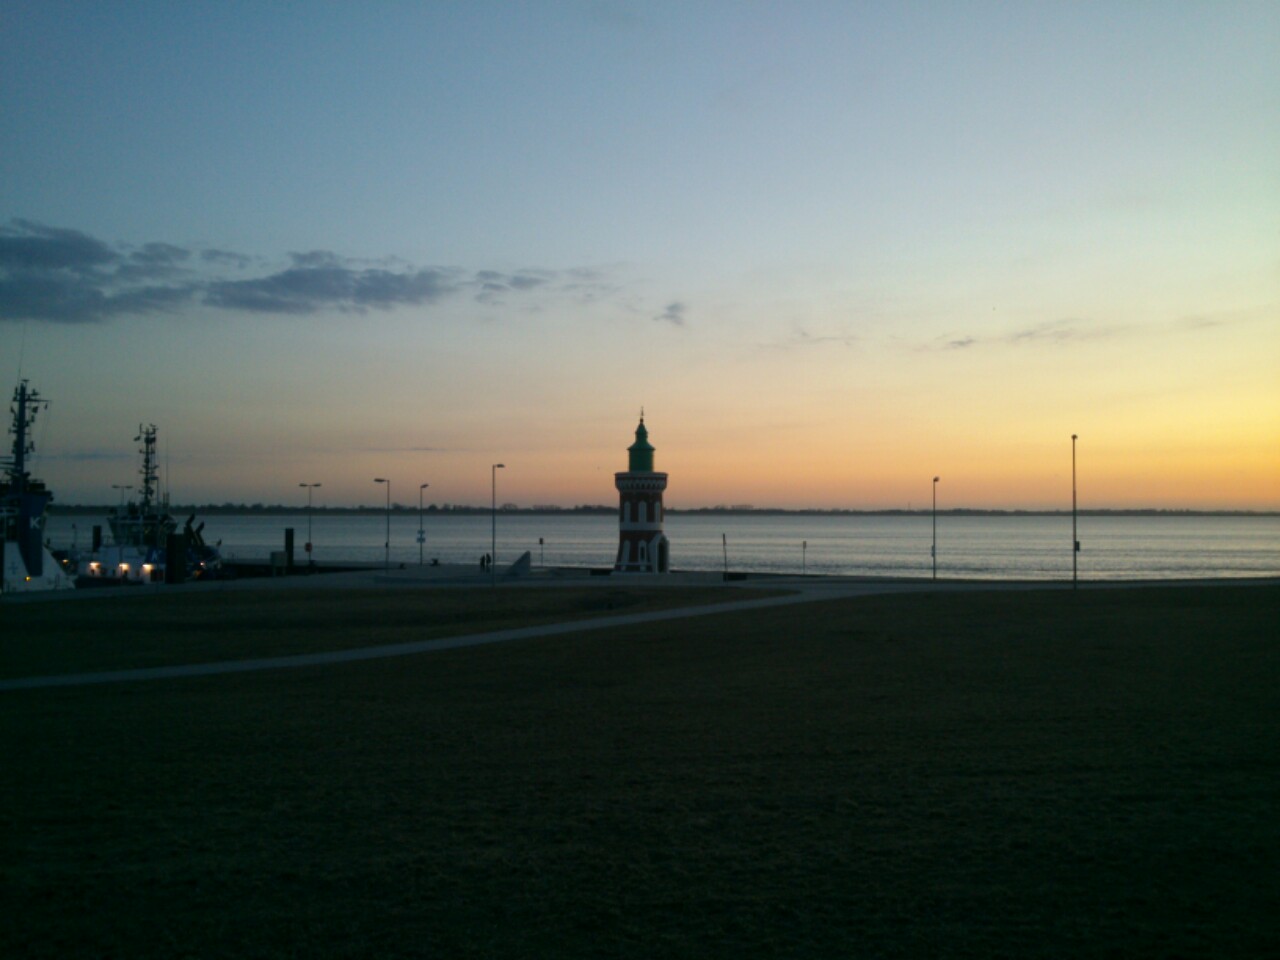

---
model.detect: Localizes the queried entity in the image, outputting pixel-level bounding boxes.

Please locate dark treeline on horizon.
[47,504,1277,518]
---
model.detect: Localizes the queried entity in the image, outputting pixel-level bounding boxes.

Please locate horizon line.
[46,504,1280,517]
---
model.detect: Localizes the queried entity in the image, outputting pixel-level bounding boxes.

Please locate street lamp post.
[299,483,321,566]
[374,478,390,570]
[491,464,505,586]
[802,539,807,575]
[932,476,940,581]
[418,483,429,566]
[1071,435,1079,589]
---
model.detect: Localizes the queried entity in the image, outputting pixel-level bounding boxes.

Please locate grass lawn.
[2,583,1278,958]
[0,584,774,678]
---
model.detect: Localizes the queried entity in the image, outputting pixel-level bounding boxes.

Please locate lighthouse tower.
[614,413,670,574]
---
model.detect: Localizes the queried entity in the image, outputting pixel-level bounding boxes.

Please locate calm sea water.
[45,512,1280,581]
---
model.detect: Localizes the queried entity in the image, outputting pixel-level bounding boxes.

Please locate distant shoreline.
[46,504,1280,518]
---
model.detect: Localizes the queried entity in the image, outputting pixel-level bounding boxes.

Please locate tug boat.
[77,424,222,586]
[106,424,177,551]
[1,381,75,593]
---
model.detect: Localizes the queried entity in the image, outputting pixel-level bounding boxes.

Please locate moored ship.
[106,424,177,550]
[76,423,222,585]
[1,381,75,593]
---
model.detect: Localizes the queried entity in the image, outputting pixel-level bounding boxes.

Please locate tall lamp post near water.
[299,482,321,565]
[491,464,505,586]
[932,476,940,581]
[1071,434,1079,589]
[374,478,391,570]
[418,483,429,566]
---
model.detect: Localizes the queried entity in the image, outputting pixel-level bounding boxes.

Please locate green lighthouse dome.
[628,415,655,472]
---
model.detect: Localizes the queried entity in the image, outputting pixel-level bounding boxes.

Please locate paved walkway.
[4,570,1274,692]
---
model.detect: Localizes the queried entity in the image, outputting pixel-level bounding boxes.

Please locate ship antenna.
[15,320,28,384]
[33,390,52,477]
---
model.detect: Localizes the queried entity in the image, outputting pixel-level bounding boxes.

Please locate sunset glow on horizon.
[3,4,1277,511]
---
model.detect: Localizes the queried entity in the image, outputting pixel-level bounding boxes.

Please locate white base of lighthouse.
[614,532,670,574]
[614,471,669,574]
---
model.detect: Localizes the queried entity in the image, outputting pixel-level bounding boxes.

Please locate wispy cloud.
[758,324,858,351]
[654,301,687,326]
[562,266,626,305]
[472,268,553,305]
[1007,318,1117,344]
[935,307,1275,353]
[792,325,856,348]
[937,317,1124,351]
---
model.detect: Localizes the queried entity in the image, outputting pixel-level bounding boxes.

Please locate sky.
[2,1,1277,510]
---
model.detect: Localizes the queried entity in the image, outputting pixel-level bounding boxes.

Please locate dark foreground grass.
[2,584,1278,958]
[0,585,772,679]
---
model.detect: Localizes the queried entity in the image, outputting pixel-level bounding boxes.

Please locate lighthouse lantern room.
[614,413,670,574]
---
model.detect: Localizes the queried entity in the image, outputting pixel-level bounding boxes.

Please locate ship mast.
[3,380,54,583]
[5,381,45,495]
[135,424,159,512]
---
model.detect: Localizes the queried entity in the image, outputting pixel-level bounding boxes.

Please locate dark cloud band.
[0,220,629,324]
